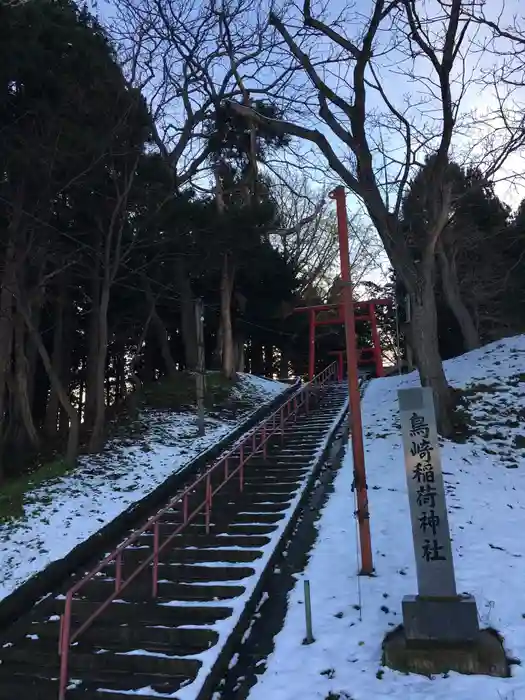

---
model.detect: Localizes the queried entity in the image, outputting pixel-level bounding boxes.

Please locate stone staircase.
[0,381,348,700]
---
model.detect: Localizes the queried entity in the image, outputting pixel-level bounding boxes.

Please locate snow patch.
[248,336,525,700]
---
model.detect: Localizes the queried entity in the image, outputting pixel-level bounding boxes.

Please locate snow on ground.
[0,374,287,603]
[248,335,525,700]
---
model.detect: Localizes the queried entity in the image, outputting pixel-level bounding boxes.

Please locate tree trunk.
[152,308,178,378]
[280,346,291,378]
[84,252,101,428]
[114,340,126,402]
[438,244,480,352]
[264,344,274,377]
[235,333,245,373]
[26,291,44,412]
[408,265,452,436]
[251,339,264,375]
[19,300,79,466]
[88,280,110,453]
[176,259,198,370]
[212,325,223,370]
[13,311,40,449]
[45,278,67,436]
[220,253,236,380]
[0,239,16,476]
[143,280,178,379]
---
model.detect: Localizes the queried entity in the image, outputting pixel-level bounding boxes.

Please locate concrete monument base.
[402,594,479,643]
[383,625,509,678]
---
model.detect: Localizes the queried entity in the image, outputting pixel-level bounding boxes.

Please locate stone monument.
[383,387,507,677]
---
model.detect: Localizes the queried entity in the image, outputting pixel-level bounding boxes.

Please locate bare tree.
[109,0,301,373]
[228,0,479,432]
[464,2,525,183]
[270,174,384,297]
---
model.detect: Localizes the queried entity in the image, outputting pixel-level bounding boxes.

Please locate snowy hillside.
[249,336,525,700]
[0,373,288,603]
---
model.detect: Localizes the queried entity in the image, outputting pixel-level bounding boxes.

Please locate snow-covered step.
[22,621,219,653]
[0,380,349,699]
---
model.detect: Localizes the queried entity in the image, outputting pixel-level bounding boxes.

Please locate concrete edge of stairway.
[195,391,350,700]
[0,378,301,633]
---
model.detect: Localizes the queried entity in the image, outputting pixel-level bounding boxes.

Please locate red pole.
[369,303,384,377]
[308,308,315,380]
[329,186,373,575]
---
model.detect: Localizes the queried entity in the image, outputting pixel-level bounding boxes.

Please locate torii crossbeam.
[294,298,392,380]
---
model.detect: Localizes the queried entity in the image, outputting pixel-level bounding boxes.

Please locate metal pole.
[303,579,314,644]
[195,298,206,436]
[329,186,374,575]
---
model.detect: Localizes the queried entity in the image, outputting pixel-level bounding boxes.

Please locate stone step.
[212,487,296,500]
[3,646,201,678]
[157,511,286,532]
[18,620,218,654]
[0,664,192,697]
[246,457,312,468]
[201,523,277,535]
[101,562,256,582]
[137,532,271,548]
[116,545,263,565]
[72,579,246,603]
[0,675,59,700]
[43,599,233,627]
[242,473,303,483]
[238,461,309,471]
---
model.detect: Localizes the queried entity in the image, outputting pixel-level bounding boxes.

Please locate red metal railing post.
[183,494,188,524]
[205,474,211,533]
[152,521,160,598]
[262,423,267,458]
[115,552,122,593]
[239,445,244,492]
[280,407,284,444]
[58,594,72,700]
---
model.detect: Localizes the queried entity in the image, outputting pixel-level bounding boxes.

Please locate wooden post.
[195,298,206,437]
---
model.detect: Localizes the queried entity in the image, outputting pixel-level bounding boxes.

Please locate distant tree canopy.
[400,157,525,360]
[0,0,322,478]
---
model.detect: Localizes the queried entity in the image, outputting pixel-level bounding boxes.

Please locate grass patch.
[450,389,473,443]
[513,435,525,450]
[139,371,234,411]
[0,458,70,524]
[0,371,273,525]
[103,371,241,444]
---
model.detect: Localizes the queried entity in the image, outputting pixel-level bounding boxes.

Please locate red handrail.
[57,362,338,699]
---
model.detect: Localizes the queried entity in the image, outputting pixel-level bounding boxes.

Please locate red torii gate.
[294,298,392,381]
